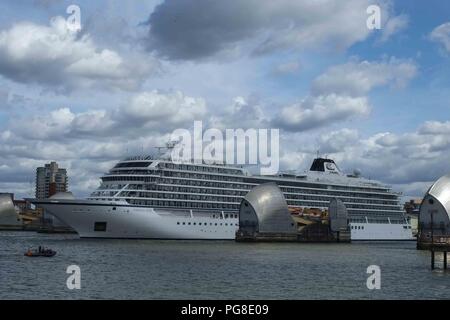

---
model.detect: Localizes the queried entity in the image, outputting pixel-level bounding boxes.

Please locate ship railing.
[185,209,233,219]
[113,184,129,198]
[356,217,405,224]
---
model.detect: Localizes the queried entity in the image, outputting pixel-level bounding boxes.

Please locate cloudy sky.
[1,0,450,200]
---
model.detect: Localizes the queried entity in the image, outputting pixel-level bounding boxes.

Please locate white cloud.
[419,121,450,135]
[312,58,417,96]
[272,61,301,75]
[276,120,450,198]
[70,110,115,136]
[12,107,75,140]
[430,22,450,53]
[120,90,207,128]
[318,128,359,153]
[334,124,450,184]
[273,95,370,132]
[147,0,400,60]
[8,90,208,143]
[272,58,416,132]
[0,17,158,91]
[209,96,268,129]
[379,14,409,42]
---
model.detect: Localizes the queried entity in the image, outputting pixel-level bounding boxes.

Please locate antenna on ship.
[166,140,177,150]
[155,146,163,155]
[155,144,170,156]
[155,140,179,157]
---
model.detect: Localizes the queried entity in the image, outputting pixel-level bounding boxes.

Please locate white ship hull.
[36,200,238,240]
[34,201,414,241]
[350,222,414,240]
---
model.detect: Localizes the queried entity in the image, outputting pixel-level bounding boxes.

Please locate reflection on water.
[0,232,448,299]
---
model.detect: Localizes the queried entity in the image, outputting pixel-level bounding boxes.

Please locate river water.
[0,231,448,299]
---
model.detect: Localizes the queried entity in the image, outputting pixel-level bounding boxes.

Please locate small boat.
[24,248,57,257]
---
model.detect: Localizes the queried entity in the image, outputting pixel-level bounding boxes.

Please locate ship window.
[112,207,116,211]
[177,222,180,225]
[182,222,185,225]
[94,222,107,232]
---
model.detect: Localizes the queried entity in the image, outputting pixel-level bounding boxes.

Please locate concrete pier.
[426,235,450,270]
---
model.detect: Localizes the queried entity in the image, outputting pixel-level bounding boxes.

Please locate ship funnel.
[310,158,341,173]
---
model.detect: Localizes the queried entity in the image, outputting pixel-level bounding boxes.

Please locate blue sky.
[0,0,450,200]
[348,0,450,133]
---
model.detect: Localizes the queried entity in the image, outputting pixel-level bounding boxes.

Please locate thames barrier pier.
[0,194,23,230]
[235,183,350,242]
[417,174,450,269]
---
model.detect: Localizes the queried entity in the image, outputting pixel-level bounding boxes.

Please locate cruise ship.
[32,155,413,240]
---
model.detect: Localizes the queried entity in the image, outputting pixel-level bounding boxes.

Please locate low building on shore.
[404,198,422,236]
[404,198,422,215]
